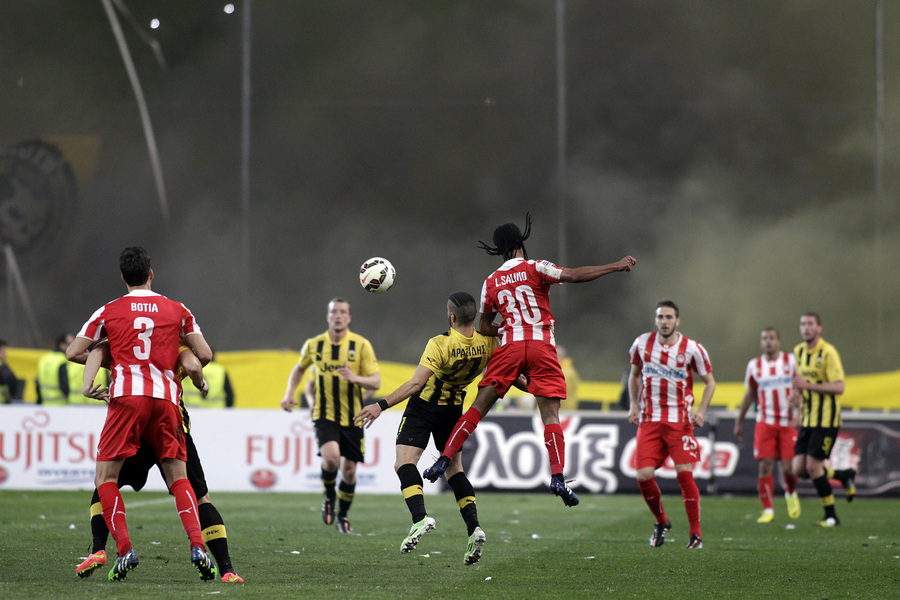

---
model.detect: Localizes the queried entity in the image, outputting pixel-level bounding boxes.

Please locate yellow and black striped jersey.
[794,338,845,428]
[299,330,378,427]
[414,328,499,407]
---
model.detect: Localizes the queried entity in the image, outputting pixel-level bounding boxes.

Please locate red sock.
[442,407,483,459]
[98,481,132,556]
[784,474,798,494]
[677,470,701,537]
[543,423,565,476]
[637,478,667,523]
[758,475,774,510]
[170,478,204,549]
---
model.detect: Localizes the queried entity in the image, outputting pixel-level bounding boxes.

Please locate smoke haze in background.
[1,1,898,382]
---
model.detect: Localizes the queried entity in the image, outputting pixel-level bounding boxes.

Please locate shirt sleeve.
[419,337,444,374]
[535,259,564,282]
[359,339,379,376]
[298,340,313,370]
[628,338,642,367]
[77,305,108,342]
[180,304,201,336]
[478,278,494,314]
[825,346,845,383]
[744,360,757,390]
[691,342,713,375]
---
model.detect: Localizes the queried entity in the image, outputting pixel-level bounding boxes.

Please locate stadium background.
[2,2,899,391]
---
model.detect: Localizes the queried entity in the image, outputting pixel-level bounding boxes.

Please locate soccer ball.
[359,257,395,294]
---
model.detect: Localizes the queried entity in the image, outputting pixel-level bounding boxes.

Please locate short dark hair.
[802,312,821,325]
[448,291,477,326]
[656,299,679,317]
[762,327,780,340]
[119,247,152,286]
[55,333,70,349]
[478,212,533,261]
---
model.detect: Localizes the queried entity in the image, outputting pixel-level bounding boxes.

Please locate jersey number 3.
[133,317,155,360]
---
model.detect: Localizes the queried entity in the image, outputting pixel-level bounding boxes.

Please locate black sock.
[322,468,338,499]
[397,463,427,522]
[812,474,837,519]
[337,480,356,517]
[447,472,479,536]
[199,502,233,575]
[89,488,109,553]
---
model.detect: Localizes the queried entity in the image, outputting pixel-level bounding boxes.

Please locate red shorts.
[753,422,797,461]
[478,341,566,398]
[97,395,187,462]
[636,420,700,469]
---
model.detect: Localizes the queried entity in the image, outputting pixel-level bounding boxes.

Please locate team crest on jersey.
[783,362,791,374]
[815,356,823,368]
[348,349,357,362]
[676,353,686,366]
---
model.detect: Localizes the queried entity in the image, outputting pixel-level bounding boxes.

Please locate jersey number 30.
[497,285,541,326]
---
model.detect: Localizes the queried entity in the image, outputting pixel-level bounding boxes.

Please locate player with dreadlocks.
[424,213,636,506]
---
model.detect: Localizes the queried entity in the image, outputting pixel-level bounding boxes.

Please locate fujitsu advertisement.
[1,406,898,497]
[0,406,413,494]
[0,407,104,488]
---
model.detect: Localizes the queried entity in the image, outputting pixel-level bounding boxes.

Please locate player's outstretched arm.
[559,255,636,284]
[354,365,433,429]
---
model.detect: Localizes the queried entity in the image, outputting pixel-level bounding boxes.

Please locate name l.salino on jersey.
[494,271,528,286]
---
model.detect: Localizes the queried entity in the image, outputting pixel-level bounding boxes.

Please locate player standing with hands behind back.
[628,300,715,550]
[424,212,636,507]
[791,312,855,527]
[734,327,801,523]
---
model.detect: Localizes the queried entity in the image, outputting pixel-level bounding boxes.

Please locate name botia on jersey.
[130,302,159,312]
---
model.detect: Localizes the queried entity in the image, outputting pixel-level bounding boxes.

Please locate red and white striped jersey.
[744,351,796,427]
[479,257,564,346]
[76,289,202,404]
[629,331,713,424]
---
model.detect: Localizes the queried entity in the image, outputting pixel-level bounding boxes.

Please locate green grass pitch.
[0,489,897,599]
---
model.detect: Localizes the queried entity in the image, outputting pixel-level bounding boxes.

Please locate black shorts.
[117,433,209,499]
[396,397,463,454]
[315,419,365,463]
[794,426,840,461]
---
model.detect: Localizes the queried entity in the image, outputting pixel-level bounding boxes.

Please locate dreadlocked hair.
[477,212,533,260]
